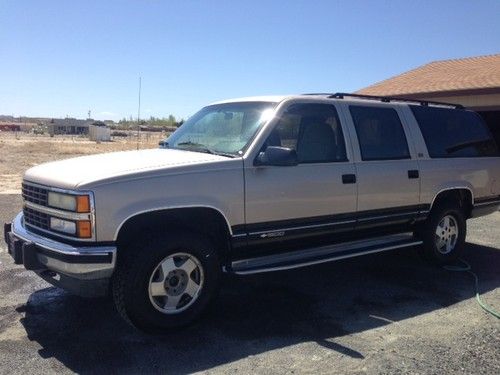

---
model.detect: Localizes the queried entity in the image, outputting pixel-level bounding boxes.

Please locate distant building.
[0,123,21,132]
[47,118,92,135]
[357,54,500,146]
[0,121,37,132]
[88,121,111,141]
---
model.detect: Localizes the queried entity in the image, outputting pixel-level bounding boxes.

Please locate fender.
[113,205,234,241]
[429,186,474,212]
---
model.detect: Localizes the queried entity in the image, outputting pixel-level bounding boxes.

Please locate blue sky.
[1,1,499,121]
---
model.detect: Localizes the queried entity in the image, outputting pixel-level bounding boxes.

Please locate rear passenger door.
[343,104,422,228]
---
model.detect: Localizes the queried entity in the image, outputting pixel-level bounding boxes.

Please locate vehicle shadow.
[18,243,500,374]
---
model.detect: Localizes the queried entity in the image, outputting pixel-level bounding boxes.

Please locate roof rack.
[303,92,464,109]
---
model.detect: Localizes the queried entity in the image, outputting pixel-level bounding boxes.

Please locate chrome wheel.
[434,214,458,254]
[148,252,204,314]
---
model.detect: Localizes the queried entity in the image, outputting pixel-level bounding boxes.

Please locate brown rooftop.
[357,54,500,97]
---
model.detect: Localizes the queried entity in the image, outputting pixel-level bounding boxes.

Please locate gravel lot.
[0,194,499,374]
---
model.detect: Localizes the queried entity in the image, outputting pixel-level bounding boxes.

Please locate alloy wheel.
[434,214,459,254]
[148,252,205,314]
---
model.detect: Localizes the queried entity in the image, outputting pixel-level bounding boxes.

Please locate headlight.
[49,217,92,238]
[48,192,90,213]
[50,217,76,235]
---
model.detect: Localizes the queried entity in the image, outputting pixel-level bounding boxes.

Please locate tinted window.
[411,106,499,158]
[350,106,410,161]
[265,104,347,163]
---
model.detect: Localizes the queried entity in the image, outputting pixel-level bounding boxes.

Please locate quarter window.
[265,104,347,163]
[350,106,410,161]
[410,106,499,158]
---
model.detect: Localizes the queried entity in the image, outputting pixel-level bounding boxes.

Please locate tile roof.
[357,54,500,96]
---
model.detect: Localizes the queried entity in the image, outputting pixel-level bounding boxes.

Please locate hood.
[23,148,232,189]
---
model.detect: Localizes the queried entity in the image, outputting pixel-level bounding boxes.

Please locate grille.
[22,183,48,206]
[23,206,50,231]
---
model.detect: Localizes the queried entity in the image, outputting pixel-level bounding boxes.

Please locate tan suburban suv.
[4,93,500,331]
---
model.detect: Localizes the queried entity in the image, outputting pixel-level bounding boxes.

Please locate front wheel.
[420,202,466,264]
[112,232,221,332]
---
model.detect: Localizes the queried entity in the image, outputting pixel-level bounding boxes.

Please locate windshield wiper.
[176,141,214,155]
[211,150,238,158]
[176,141,208,148]
[175,141,236,158]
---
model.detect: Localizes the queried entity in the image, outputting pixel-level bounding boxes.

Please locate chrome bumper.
[8,212,116,280]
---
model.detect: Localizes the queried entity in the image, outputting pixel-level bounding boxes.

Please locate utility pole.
[137,76,141,150]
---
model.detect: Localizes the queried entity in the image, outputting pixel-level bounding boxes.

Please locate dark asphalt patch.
[1,194,499,374]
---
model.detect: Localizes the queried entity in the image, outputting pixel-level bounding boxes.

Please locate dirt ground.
[0,132,164,194]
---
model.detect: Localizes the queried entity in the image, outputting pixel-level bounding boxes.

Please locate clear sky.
[1,0,499,121]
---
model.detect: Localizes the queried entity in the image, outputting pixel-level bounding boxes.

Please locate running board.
[231,233,422,275]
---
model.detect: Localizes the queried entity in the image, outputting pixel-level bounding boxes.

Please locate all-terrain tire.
[420,201,466,264]
[112,231,221,332]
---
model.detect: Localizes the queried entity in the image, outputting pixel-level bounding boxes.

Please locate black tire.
[420,201,466,264]
[112,231,221,332]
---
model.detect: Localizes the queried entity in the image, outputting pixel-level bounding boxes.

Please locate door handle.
[342,174,356,184]
[408,170,419,179]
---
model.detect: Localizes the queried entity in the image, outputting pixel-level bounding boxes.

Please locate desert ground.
[0,131,164,194]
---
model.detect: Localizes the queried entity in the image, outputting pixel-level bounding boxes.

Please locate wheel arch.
[429,187,474,218]
[115,206,233,262]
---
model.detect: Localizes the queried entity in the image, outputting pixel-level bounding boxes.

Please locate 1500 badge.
[260,231,285,238]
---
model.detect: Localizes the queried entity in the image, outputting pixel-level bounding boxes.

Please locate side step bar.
[231,233,422,275]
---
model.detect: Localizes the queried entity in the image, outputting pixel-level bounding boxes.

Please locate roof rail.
[302,93,336,96]
[328,92,464,109]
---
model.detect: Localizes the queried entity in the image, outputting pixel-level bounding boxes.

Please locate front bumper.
[4,212,116,297]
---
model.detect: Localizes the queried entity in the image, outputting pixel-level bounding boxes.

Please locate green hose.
[443,259,500,319]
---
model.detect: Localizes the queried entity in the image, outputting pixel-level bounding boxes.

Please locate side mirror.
[254,146,298,166]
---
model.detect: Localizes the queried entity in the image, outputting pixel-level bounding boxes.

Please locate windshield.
[164,101,276,156]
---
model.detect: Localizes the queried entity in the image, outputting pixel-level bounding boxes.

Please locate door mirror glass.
[255,146,298,166]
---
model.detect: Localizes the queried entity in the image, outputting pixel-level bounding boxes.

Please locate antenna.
[137,76,141,150]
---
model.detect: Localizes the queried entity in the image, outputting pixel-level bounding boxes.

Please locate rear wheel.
[420,202,466,264]
[112,232,221,332]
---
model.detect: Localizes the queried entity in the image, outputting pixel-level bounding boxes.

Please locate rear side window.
[410,106,499,158]
[349,106,410,161]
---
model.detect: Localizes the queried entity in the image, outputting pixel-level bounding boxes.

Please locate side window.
[410,106,499,158]
[350,106,410,161]
[265,104,347,163]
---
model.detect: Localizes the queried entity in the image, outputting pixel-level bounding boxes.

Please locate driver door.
[242,102,357,256]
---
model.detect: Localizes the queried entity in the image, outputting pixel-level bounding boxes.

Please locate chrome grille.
[23,206,50,230]
[22,183,48,206]
[20,182,94,240]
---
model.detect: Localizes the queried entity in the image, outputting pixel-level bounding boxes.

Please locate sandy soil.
[0,132,164,194]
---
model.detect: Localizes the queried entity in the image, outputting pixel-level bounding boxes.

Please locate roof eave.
[357,86,500,99]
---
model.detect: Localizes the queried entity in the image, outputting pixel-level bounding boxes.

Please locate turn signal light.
[77,220,92,238]
[76,195,91,213]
